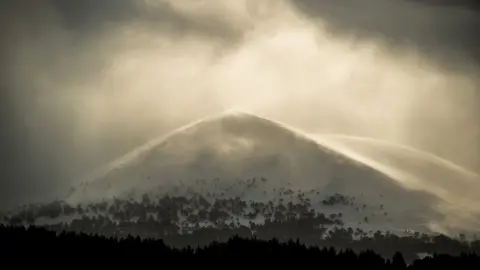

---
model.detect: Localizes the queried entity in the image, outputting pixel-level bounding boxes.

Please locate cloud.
[0,0,252,208]
[0,0,478,209]
[292,0,480,72]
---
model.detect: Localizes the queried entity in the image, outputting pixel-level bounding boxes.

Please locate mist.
[0,0,479,209]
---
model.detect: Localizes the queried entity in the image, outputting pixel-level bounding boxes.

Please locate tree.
[391,252,407,269]
[459,233,466,242]
[364,216,369,224]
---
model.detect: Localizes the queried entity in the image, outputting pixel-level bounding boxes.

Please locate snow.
[5,110,478,236]
[317,134,480,234]
[67,111,401,205]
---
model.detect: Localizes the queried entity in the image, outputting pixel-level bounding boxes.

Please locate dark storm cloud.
[292,0,480,73]
[409,0,480,10]
[49,0,243,42]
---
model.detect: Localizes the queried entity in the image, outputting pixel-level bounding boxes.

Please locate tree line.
[0,224,479,269]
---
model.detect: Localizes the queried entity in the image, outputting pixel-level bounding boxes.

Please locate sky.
[0,0,479,209]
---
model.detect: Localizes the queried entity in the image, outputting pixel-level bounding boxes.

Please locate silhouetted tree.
[392,252,407,270]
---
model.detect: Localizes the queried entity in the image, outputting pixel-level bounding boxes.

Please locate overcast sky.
[0,0,479,209]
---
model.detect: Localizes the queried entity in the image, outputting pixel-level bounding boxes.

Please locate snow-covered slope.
[58,111,447,233]
[315,134,480,234]
[67,111,421,202]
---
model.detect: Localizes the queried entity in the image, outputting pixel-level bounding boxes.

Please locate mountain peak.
[67,110,412,207]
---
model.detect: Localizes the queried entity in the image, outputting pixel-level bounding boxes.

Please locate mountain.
[67,111,428,202]
[0,110,465,244]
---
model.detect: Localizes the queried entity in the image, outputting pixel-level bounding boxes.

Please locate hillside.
[0,111,452,240]
[67,110,393,203]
